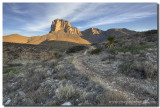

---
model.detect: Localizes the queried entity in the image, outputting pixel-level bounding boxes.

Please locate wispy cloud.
[3,3,157,36]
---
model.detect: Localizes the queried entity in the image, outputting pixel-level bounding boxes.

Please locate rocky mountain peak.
[82,28,103,36]
[49,19,81,35]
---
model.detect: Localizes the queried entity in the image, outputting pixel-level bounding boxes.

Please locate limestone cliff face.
[49,19,81,35]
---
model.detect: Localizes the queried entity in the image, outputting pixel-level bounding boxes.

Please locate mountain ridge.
[3,19,140,44]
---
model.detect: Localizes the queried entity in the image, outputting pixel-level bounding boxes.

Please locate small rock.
[51,85,56,89]
[5,98,11,105]
[54,80,59,82]
[52,96,56,99]
[55,88,59,93]
[18,91,25,97]
[46,80,52,84]
[61,102,72,106]
[47,70,53,75]
[143,98,149,104]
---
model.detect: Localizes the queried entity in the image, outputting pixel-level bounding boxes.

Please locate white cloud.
[21,3,84,32]
[76,4,157,29]
[3,3,157,35]
[7,3,29,14]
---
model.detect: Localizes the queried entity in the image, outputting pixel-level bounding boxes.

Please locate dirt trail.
[72,53,138,102]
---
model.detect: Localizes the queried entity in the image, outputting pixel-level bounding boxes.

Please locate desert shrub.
[119,60,157,80]
[90,48,102,54]
[113,44,152,54]
[106,36,115,48]
[23,71,46,91]
[54,51,58,56]
[143,63,158,80]
[97,90,126,105]
[66,45,87,54]
[56,83,76,101]
[53,51,62,58]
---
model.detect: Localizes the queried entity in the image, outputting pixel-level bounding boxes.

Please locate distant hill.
[81,28,136,43]
[81,28,106,43]
[3,34,29,44]
[105,28,136,36]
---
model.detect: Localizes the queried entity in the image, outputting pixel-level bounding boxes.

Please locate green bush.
[90,48,102,54]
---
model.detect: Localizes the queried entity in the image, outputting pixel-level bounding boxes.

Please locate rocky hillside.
[3,19,90,45]
[81,28,106,43]
[105,28,136,36]
[82,28,103,36]
[81,28,136,43]
[3,30,158,106]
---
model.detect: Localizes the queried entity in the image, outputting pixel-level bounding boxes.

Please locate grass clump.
[56,83,76,101]
[113,44,152,54]
[90,48,102,54]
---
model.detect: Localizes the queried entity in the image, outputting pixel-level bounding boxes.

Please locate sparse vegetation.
[3,29,158,106]
[3,68,26,77]
[119,60,157,80]
[54,51,58,56]
[66,45,87,54]
[56,83,76,101]
[113,44,152,54]
[90,48,102,54]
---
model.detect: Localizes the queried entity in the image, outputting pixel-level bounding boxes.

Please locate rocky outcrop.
[49,19,81,35]
[81,28,106,43]
[82,28,103,36]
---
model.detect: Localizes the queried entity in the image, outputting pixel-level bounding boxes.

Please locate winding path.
[72,53,138,103]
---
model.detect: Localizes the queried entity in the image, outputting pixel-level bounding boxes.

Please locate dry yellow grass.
[56,83,76,101]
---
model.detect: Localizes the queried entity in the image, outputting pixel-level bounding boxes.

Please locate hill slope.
[3,34,29,44]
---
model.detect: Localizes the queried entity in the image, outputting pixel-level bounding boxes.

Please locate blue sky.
[3,3,157,36]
